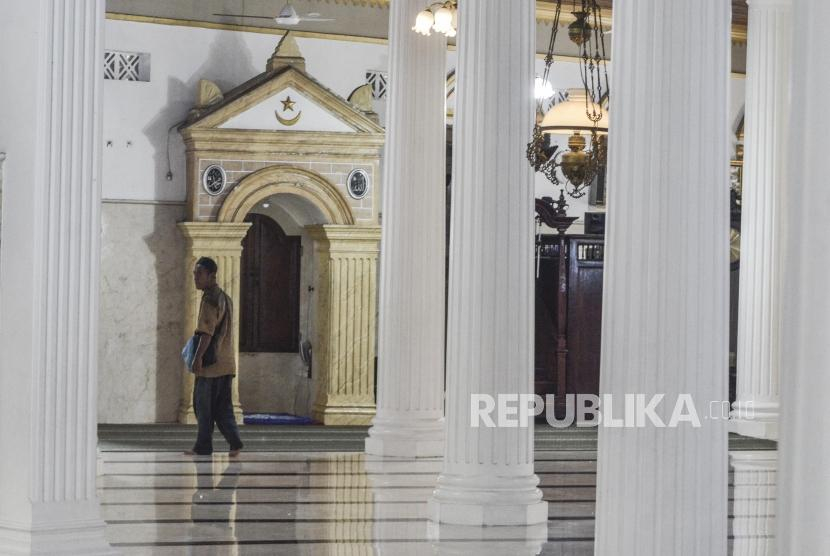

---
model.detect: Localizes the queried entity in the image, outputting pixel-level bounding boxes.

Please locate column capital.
[178,221,252,248]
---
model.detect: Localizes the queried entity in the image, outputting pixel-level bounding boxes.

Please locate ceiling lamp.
[535,77,555,100]
[412,1,457,37]
[539,88,608,133]
[527,0,611,200]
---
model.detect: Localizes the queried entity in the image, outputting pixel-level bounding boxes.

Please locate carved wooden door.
[240,213,301,352]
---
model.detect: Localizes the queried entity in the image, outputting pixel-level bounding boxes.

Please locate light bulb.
[432,6,453,34]
[535,77,554,99]
[412,10,434,35]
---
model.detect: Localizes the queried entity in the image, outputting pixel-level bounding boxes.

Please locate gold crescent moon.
[275,109,302,126]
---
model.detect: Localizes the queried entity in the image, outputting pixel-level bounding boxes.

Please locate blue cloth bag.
[181,335,199,373]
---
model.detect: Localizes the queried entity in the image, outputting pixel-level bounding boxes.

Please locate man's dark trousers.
[192,375,243,455]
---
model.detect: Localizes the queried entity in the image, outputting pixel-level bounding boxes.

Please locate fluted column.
[778,0,830,552]
[364,0,447,457]
[178,222,251,424]
[730,0,791,441]
[428,0,547,527]
[308,225,381,426]
[594,1,730,554]
[0,1,114,553]
[730,452,777,556]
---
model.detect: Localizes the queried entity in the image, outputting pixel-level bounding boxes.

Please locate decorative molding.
[184,67,384,134]
[101,198,186,206]
[106,12,389,45]
[105,9,749,45]
[217,165,355,225]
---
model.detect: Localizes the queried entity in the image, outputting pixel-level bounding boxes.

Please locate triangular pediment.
[183,67,383,135]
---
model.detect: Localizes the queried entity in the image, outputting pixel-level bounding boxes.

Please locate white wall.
[103,19,390,202]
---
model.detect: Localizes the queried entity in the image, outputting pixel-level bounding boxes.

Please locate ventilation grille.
[104,50,150,82]
[365,70,387,100]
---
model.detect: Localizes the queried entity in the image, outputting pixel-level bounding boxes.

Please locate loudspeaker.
[584,212,606,235]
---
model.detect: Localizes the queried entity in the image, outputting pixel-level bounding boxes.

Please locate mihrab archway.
[174,34,384,425]
[218,166,355,225]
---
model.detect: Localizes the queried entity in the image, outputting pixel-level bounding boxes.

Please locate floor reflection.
[729,451,777,556]
[98,448,777,555]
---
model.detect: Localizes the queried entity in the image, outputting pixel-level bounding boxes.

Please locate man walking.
[186,256,244,457]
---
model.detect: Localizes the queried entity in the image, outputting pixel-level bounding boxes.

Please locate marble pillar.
[593,1,730,554]
[0,1,114,553]
[730,0,791,441]
[308,225,381,425]
[364,0,447,457]
[730,452,777,556]
[428,0,547,527]
[178,222,251,424]
[778,0,830,552]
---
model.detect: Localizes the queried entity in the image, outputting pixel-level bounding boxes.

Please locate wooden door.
[240,213,301,352]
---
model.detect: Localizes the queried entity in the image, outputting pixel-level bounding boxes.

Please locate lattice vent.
[104,50,150,82]
[365,70,387,100]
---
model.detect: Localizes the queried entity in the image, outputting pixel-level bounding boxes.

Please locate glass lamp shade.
[432,6,454,35]
[413,10,434,35]
[540,88,609,134]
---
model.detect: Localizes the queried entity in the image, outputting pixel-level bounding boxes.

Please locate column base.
[730,400,778,440]
[178,404,197,425]
[428,498,548,527]
[428,474,548,526]
[365,416,445,457]
[312,404,375,425]
[0,505,115,555]
[729,417,778,441]
[426,522,548,555]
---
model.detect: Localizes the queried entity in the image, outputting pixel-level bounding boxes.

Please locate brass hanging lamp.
[527,0,611,200]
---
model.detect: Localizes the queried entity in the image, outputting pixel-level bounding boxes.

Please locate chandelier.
[412,0,458,38]
[527,0,611,199]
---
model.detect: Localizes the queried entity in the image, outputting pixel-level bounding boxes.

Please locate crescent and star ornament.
[276,95,301,126]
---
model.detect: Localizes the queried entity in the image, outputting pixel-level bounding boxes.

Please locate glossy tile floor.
[99,449,776,555]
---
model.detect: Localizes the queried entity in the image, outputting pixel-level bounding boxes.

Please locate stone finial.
[347,83,379,123]
[348,84,373,112]
[196,79,223,108]
[267,32,306,73]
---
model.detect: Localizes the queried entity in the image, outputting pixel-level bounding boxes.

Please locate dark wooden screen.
[534,234,604,412]
[240,213,301,352]
[565,238,604,398]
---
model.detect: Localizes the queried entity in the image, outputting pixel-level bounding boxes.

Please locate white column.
[778,0,830,552]
[428,0,547,527]
[365,0,447,457]
[730,0,791,441]
[594,1,730,554]
[0,1,114,554]
[730,452,777,556]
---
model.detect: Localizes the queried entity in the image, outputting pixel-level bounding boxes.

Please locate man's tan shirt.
[195,285,236,377]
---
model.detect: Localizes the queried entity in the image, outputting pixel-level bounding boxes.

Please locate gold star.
[281,96,296,112]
